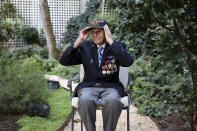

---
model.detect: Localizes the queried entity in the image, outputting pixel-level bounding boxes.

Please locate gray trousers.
[77,87,123,131]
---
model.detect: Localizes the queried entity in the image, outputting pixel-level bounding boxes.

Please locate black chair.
[67,65,133,131]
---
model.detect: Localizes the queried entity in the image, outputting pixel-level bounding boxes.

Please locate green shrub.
[52,64,80,82]
[41,58,58,72]
[94,12,119,33]
[17,26,39,45]
[0,2,19,47]
[129,56,192,117]
[0,56,48,114]
[11,44,61,61]
[30,45,48,59]
[11,45,49,59]
[10,46,34,59]
[27,54,58,72]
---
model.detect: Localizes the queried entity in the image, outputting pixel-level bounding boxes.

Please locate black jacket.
[59,40,133,96]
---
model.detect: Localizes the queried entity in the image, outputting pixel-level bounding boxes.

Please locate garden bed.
[0,113,20,131]
[151,113,185,131]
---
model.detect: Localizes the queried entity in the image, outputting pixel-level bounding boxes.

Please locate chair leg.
[127,107,130,131]
[71,107,75,131]
[127,93,131,131]
[81,120,83,131]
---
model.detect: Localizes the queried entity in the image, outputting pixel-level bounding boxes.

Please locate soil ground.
[0,113,20,131]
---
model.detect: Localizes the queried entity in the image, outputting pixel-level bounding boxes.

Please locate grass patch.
[17,88,71,131]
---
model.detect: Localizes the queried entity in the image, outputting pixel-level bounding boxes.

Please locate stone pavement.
[45,75,160,131]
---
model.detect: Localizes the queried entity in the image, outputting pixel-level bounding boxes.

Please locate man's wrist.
[73,39,82,48]
[108,40,113,46]
[73,43,79,48]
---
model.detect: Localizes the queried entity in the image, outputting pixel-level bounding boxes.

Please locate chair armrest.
[125,74,134,93]
[128,74,134,89]
[67,80,73,100]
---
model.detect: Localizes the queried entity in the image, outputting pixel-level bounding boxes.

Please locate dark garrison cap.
[87,19,109,31]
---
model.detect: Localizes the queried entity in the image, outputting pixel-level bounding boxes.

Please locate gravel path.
[64,105,159,131]
[45,75,160,131]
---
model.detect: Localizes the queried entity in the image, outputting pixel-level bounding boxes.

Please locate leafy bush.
[94,12,119,33]
[17,26,39,45]
[28,45,48,59]
[11,45,49,59]
[8,48,58,72]
[129,57,192,117]
[9,46,35,59]
[0,54,48,114]
[52,64,80,82]
[41,58,58,72]
[0,2,20,52]
[61,0,101,44]
[27,54,58,72]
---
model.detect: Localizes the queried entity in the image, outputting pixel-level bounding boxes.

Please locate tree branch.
[174,18,197,131]
[187,26,197,57]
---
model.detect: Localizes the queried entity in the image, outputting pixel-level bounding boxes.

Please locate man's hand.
[73,27,90,48]
[104,25,113,45]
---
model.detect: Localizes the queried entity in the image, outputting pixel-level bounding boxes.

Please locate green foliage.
[51,64,80,82]
[61,0,101,44]
[41,58,58,72]
[18,88,71,131]
[28,45,49,59]
[0,54,48,114]
[9,45,49,60]
[21,54,58,72]
[108,0,197,64]
[0,2,16,18]
[0,19,19,42]
[0,2,20,50]
[94,12,119,33]
[129,57,192,117]
[109,0,197,123]
[17,26,39,45]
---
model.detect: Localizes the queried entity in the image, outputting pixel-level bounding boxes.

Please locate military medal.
[107,70,110,74]
[111,59,115,63]
[107,66,110,70]
[105,65,108,69]
[102,66,105,70]
[102,70,106,74]
[108,64,111,69]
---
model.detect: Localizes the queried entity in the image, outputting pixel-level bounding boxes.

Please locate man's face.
[91,28,105,46]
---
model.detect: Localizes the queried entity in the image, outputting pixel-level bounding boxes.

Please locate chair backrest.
[80,65,128,88]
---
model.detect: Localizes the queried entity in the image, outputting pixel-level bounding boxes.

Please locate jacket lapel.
[90,43,99,66]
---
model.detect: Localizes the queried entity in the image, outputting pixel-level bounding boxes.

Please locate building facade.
[101,0,109,14]
[0,0,88,47]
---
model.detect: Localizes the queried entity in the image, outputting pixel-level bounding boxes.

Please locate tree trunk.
[39,0,57,59]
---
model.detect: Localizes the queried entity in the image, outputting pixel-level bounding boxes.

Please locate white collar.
[97,43,106,49]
